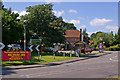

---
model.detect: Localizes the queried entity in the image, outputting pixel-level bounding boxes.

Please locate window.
[72,38,76,42]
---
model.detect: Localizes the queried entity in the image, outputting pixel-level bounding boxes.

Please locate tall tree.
[118,27,120,44]
[21,3,65,46]
[2,6,23,46]
[82,28,90,43]
[63,22,76,30]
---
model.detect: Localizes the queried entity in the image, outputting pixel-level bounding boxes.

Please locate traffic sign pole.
[29,39,41,61]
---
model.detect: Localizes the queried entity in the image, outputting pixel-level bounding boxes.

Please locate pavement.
[2,51,114,70]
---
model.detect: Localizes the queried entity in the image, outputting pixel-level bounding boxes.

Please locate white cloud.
[12,11,19,14]
[88,30,101,37]
[53,10,64,16]
[63,18,67,22]
[19,11,29,17]
[78,25,86,29]
[69,9,78,14]
[12,10,29,19]
[104,25,118,32]
[90,18,112,26]
[44,0,63,3]
[77,25,86,30]
[80,25,86,28]
[44,0,53,3]
[69,19,80,26]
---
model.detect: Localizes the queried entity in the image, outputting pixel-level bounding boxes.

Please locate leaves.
[2,7,23,46]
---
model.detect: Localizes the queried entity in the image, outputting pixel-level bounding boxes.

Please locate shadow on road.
[43,63,61,66]
[2,66,16,75]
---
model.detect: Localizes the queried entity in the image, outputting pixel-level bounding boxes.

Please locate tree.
[63,22,76,30]
[21,3,65,46]
[113,33,118,45]
[108,31,114,46]
[82,28,90,43]
[2,6,23,46]
[118,27,120,44]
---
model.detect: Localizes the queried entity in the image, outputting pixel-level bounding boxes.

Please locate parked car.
[85,47,94,53]
[43,45,58,53]
[43,47,53,53]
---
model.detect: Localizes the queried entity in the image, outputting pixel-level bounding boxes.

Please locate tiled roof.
[64,30,80,37]
[89,40,94,44]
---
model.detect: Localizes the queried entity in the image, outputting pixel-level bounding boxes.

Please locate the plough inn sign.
[2,51,30,61]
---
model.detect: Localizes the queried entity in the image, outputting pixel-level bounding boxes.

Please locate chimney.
[80,29,82,41]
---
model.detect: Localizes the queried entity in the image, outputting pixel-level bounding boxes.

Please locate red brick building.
[64,30,81,50]
[64,29,94,50]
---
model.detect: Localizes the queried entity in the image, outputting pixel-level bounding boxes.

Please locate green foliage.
[109,45,120,51]
[82,28,90,43]
[21,3,69,46]
[2,3,77,48]
[2,7,23,47]
[90,31,116,47]
[63,22,76,30]
[118,28,120,44]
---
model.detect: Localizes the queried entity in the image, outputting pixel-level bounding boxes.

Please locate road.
[2,51,118,78]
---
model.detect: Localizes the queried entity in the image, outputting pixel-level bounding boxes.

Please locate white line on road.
[109,56,118,62]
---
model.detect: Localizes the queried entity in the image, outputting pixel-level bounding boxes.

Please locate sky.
[3,2,118,36]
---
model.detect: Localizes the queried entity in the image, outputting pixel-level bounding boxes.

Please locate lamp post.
[23,20,27,51]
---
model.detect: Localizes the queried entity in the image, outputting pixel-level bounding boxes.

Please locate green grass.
[2,52,101,66]
[2,56,76,66]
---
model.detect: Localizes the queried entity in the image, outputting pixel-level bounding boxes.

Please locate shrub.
[95,47,99,51]
[109,46,120,51]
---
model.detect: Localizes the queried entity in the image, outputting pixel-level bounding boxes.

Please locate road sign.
[2,51,30,61]
[36,45,40,52]
[0,42,5,50]
[29,45,33,52]
[30,39,41,45]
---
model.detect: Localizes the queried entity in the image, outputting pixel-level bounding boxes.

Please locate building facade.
[64,30,81,50]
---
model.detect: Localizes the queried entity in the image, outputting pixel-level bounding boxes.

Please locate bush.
[94,47,99,51]
[109,45,120,51]
[103,48,109,51]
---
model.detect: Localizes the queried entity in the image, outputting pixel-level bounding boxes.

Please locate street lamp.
[23,20,27,51]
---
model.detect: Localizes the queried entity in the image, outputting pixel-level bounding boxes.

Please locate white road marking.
[109,56,118,62]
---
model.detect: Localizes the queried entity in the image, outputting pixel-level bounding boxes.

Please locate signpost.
[36,45,41,61]
[29,39,41,61]
[30,39,41,45]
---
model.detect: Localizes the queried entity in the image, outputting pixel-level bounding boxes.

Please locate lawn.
[2,52,101,66]
[2,56,77,66]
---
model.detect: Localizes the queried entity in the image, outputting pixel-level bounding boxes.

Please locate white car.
[49,47,58,53]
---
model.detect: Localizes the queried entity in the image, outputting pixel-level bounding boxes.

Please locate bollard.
[40,55,41,61]
[78,54,79,57]
[38,51,40,61]
[70,53,72,57]
[53,54,55,59]
[63,53,65,57]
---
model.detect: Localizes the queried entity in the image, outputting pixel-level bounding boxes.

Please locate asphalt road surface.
[2,51,118,78]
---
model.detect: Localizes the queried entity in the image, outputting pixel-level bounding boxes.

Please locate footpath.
[2,51,112,70]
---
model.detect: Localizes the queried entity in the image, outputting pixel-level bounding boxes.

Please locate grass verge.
[2,52,101,66]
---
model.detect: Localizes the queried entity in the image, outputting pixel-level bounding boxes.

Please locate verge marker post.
[63,53,65,57]
[53,54,55,59]
[70,53,72,57]
[40,55,41,61]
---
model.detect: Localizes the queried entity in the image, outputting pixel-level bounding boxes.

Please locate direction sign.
[29,45,33,52]
[0,42,5,50]
[30,39,41,45]
[36,45,40,52]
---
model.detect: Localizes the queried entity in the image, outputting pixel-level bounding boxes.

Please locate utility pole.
[23,20,27,51]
